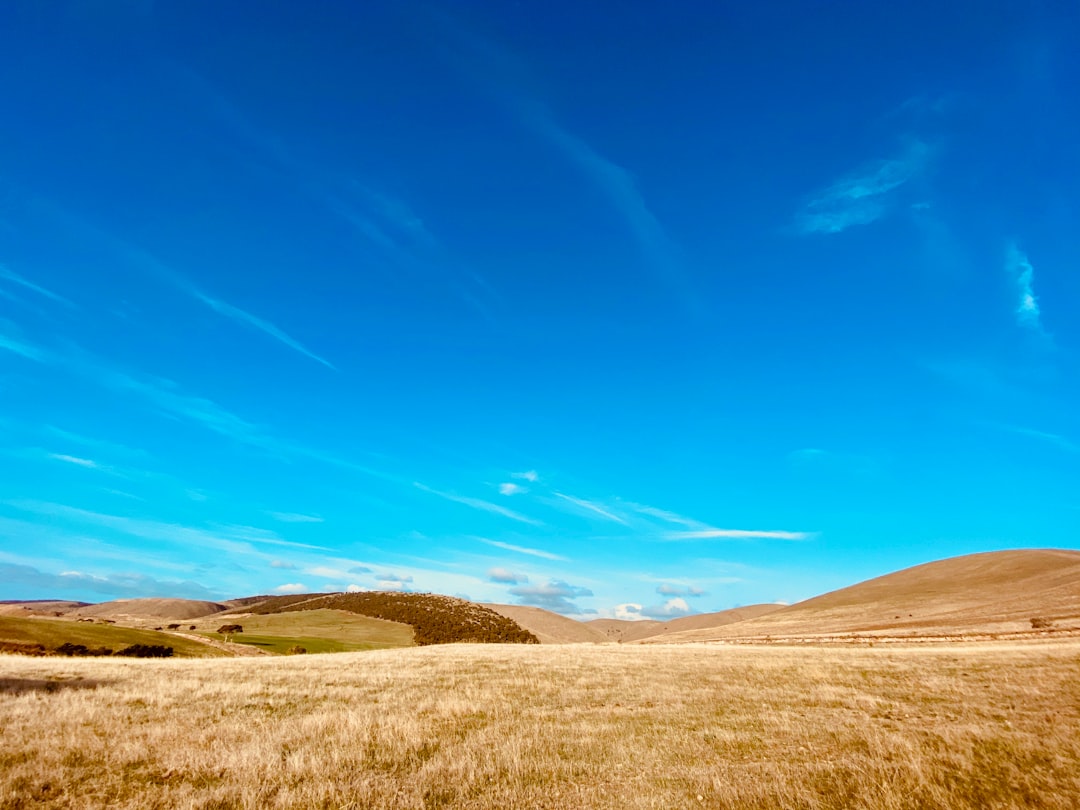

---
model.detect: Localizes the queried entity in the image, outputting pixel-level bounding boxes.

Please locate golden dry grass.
[2,641,1079,809]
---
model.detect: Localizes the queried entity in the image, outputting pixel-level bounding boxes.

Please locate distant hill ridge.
[644,549,1080,643]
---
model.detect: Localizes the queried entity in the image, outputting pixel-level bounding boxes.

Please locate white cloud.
[270,560,297,570]
[415,482,542,525]
[641,597,691,618]
[613,603,647,621]
[796,141,929,235]
[487,567,528,584]
[498,482,524,496]
[1006,243,1046,334]
[346,583,366,593]
[478,538,567,561]
[272,583,308,595]
[268,511,324,523]
[665,529,812,541]
[512,470,539,482]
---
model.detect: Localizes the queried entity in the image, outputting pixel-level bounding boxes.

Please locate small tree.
[217,624,244,642]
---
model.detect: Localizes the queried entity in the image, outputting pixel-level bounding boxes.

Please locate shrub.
[115,644,173,658]
[55,644,113,657]
[286,646,308,655]
[1031,617,1053,630]
[217,624,244,635]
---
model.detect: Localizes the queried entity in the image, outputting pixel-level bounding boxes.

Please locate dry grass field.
[2,641,1079,809]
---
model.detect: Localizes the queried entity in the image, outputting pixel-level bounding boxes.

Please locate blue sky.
[1,1,1078,618]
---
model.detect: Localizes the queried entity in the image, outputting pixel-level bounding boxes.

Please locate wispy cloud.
[194,290,336,369]
[0,265,75,307]
[664,528,813,541]
[2,499,328,553]
[1006,243,1046,335]
[267,511,325,524]
[45,453,100,469]
[44,204,334,368]
[512,470,539,482]
[0,562,220,600]
[478,538,567,561]
[415,482,543,525]
[524,108,688,301]
[984,422,1078,453]
[796,141,930,235]
[624,503,708,529]
[0,322,47,362]
[552,492,629,525]
[498,482,525,496]
[656,583,706,597]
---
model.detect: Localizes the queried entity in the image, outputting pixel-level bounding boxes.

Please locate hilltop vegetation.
[243,592,539,645]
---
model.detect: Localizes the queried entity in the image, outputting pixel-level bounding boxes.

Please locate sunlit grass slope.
[2,641,1078,808]
[196,609,414,654]
[0,617,227,658]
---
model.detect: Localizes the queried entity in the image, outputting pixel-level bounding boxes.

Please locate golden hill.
[484,604,610,644]
[644,548,1080,643]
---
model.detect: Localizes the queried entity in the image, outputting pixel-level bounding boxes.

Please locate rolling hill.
[484,604,610,643]
[71,598,230,621]
[644,549,1080,643]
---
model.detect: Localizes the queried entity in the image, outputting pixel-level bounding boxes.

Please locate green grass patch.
[196,609,414,654]
[0,617,228,658]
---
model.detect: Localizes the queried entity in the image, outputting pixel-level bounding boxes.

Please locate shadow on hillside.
[0,677,110,695]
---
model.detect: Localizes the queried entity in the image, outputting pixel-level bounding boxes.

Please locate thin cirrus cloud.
[267,511,325,524]
[45,453,100,469]
[795,140,930,235]
[664,528,813,541]
[414,482,543,526]
[1,499,328,553]
[0,264,75,308]
[478,538,567,562]
[0,322,47,362]
[551,492,630,525]
[44,202,335,369]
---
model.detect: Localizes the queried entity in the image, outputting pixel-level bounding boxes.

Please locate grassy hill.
[646,549,1080,643]
[238,592,539,645]
[0,616,228,658]
[192,609,414,654]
